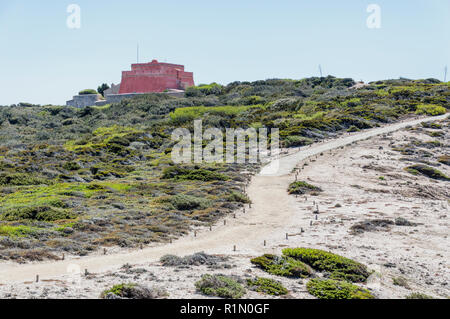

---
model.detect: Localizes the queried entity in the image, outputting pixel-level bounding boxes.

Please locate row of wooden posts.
[35,169,322,283]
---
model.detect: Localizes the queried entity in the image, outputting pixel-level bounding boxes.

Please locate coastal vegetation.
[0,76,448,261]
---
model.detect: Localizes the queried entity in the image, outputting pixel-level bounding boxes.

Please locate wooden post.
[210,226,212,231]
[62,253,65,261]
[224,220,227,226]
[233,245,236,252]
[264,240,266,246]
[286,233,289,240]
[315,215,318,221]
[36,275,39,283]
[310,221,313,226]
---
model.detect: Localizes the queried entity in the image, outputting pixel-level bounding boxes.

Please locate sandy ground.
[0,114,448,299]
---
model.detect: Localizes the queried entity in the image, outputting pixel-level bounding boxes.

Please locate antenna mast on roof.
[319,65,323,77]
[137,43,139,64]
[445,66,448,82]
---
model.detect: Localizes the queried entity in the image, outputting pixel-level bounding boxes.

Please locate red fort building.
[118,59,195,94]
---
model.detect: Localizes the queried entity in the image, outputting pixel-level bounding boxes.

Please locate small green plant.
[166,194,212,211]
[0,206,74,222]
[405,292,433,299]
[247,277,288,296]
[63,161,81,171]
[393,276,409,289]
[250,254,313,278]
[405,164,450,181]
[0,173,47,186]
[227,191,251,203]
[282,248,370,283]
[100,283,167,299]
[347,125,360,132]
[79,89,98,95]
[162,166,229,181]
[0,225,38,237]
[288,181,322,195]
[195,274,246,299]
[306,278,374,299]
[415,104,446,116]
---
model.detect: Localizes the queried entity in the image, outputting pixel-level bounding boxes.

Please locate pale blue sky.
[0,0,448,105]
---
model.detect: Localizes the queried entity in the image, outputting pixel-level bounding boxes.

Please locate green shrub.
[405,292,434,299]
[79,89,98,95]
[250,254,313,278]
[282,248,370,283]
[405,164,450,181]
[195,274,246,299]
[415,104,446,116]
[0,225,38,237]
[169,105,260,124]
[288,181,322,195]
[100,283,168,299]
[162,166,229,181]
[284,136,313,148]
[347,125,360,132]
[167,194,212,210]
[185,83,223,97]
[0,205,74,222]
[63,161,81,171]
[306,278,374,299]
[227,191,251,203]
[421,122,442,129]
[247,277,288,296]
[0,173,47,186]
[393,276,409,288]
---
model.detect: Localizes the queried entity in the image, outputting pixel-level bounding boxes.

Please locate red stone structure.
[118,60,194,94]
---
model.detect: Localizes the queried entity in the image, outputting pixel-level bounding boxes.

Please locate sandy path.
[0,114,447,284]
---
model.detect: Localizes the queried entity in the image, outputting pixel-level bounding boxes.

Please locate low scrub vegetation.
[160,252,228,267]
[288,181,322,195]
[1,76,448,261]
[100,283,168,299]
[195,274,246,299]
[415,104,446,116]
[306,278,374,299]
[405,164,450,181]
[405,292,434,299]
[78,89,98,95]
[246,277,288,296]
[162,166,229,181]
[282,248,370,283]
[250,254,313,278]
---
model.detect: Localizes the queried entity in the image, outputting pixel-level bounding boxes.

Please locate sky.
[0,0,448,105]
